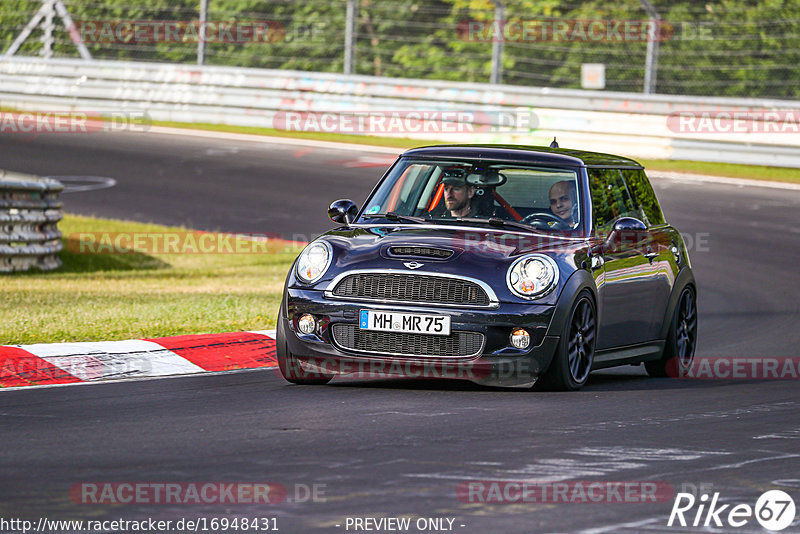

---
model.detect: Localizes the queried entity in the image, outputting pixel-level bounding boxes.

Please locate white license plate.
[359,310,451,336]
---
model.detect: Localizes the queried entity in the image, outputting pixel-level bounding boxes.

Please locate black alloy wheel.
[646,286,697,378]
[538,291,596,391]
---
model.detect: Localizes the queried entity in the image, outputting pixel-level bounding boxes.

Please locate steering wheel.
[520,212,570,230]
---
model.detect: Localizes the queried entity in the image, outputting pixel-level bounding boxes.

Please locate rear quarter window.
[588,168,640,231]
[621,169,666,226]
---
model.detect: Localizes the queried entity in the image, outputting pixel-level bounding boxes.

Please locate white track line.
[250,329,277,338]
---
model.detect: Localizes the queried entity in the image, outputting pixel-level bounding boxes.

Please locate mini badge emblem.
[403,261,424,269]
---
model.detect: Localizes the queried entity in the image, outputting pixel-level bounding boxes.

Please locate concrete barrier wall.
[1,56,799,167]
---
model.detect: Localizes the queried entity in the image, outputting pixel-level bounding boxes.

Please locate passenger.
[549,180,578,227]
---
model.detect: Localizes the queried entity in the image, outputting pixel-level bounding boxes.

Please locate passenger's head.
[549,180,577,225]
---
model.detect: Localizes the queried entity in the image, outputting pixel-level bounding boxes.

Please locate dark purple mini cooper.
[277,145,697,390]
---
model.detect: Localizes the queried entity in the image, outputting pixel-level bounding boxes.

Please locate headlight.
[295,241,332,284]
[506,254,559,299]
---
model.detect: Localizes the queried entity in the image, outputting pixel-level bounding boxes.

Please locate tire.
[645,286,697,378]
[537,291,596,391]
[276,305,333,385]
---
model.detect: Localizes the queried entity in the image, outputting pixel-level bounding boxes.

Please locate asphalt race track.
[2,130,800,533]
[0,129,392,240]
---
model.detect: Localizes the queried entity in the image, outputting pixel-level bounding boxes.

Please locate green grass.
[0,215,301,344]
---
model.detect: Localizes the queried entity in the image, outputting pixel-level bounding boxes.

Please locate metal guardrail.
[1,56,800,167]
[0,170,63,272]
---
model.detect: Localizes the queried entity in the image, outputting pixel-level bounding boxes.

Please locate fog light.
[297,314,316,334]
[510,328,530,349]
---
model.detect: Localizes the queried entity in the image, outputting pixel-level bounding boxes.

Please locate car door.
[621,169,673,340]
[588,168,660,349]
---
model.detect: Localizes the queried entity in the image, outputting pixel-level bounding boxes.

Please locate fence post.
[490,0,504,84]
[344,0,357,74]
[198,0,209,65]
[41,0,55,59]
[641,0,660,94]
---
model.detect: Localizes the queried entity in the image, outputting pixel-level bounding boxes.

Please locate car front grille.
[331,324,484,358]
[331,273,491,307]
[388,246,454,259]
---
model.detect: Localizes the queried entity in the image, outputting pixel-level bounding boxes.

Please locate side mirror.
[603,217,647,251]
[612,217,646,232]
[328,199,359,224]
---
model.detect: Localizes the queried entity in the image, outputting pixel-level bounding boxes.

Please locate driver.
[549,180,578,228]
[443,174,478,218]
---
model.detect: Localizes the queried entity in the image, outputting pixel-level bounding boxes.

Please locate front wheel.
[537,291,596,391]
[646,286,697,378]
[276,306,333,385]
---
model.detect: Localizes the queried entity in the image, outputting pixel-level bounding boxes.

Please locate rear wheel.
[646,286,697,378]
[538,291,596,391]
[276,305,333,385]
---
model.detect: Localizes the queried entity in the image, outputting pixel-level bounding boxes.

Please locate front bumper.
[282,288,560,387]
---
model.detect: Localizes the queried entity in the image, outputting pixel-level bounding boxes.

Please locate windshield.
[359,158,582,233]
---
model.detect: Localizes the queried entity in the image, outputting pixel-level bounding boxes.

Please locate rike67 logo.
[669,490,796,531]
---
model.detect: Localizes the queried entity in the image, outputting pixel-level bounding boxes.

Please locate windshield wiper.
[361,212,428,224]
[456,217,537,233]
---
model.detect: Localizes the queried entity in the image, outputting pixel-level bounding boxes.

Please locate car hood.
[299,224,588,304]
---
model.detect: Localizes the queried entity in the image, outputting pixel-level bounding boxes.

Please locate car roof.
[400,144,644,169]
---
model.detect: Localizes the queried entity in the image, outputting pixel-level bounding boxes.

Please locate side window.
[621,169,665,226]
[588,168,638,231]
[388,165,431,214]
